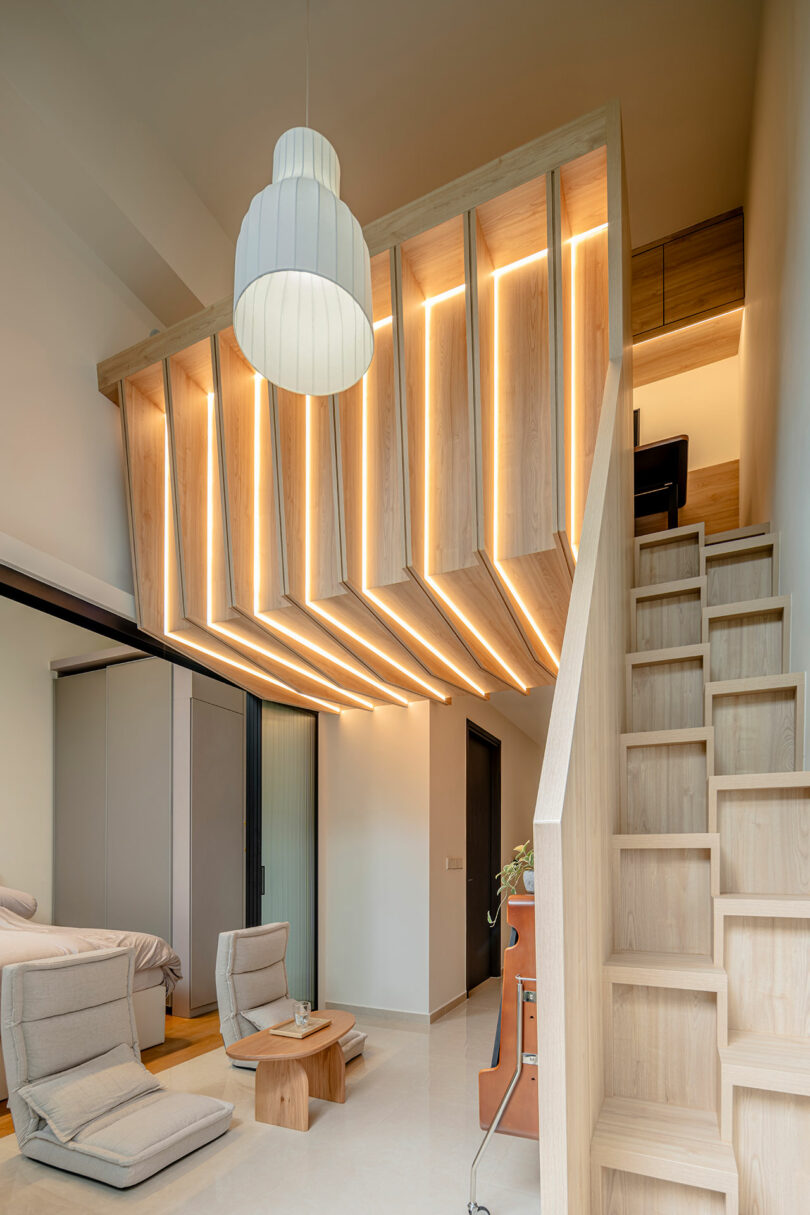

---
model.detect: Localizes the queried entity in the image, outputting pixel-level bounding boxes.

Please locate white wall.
[318,691,547,1018]
[0,597,114,921]
[0,154,158,601]
[428,696,545,1014]
[318,701,431,1016]
[739,0,810,742]
[634,355,741,470]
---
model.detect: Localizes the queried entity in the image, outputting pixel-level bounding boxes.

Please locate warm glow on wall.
[424,286,529,692]
[303,395,447,704]
[491,250,559,671]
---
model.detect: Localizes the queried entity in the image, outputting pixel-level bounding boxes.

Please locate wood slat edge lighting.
[97,107,610,397]
[112,104,622,709]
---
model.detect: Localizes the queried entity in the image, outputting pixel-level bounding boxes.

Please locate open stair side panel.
[533,99,634,1215]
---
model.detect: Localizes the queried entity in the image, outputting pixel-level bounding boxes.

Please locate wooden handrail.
[532,352,632,1211]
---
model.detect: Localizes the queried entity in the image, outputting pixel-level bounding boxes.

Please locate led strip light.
[492,249,559,670]
[162,411,341,714]
[568,222,608,558]
[202,394,375,710]
[424,284,529,692]
[359,317,486,698]
[245,373,409,707]
[303,394,448,703]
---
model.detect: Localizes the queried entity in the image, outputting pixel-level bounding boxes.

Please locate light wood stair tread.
[715,893,810,917]
[703,595,788,622]
[704,522,771,546]
[632,575,705,600]
[723,1031,810,1079]
[621,726,713,748]
[636,523,705,547]
[606,952,726,991]
[591,1097,738,1192]
[613,832,718,849]
[702,532,777,560]
[710,770,810,792]
[705,671,803,696]
[625,643,708,666]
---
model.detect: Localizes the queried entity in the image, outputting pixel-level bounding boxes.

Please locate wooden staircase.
[590,521,810,1214]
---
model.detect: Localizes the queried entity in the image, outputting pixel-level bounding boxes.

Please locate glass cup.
[294,1000,311,1028]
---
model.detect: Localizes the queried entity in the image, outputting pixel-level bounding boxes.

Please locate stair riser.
[627,653,707,733]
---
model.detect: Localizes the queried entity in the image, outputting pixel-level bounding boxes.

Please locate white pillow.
[18,1044,161,1142]
[0,886,37,919]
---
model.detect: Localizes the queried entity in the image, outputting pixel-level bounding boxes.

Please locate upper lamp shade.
[233,127,374,396]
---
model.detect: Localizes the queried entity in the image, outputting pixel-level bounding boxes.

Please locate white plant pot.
[523,870,535,894]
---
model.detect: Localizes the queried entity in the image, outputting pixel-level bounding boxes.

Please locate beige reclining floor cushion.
[1,948,232,1188]
[215,923,366,1067]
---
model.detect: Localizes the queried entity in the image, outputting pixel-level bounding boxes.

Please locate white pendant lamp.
[233,126,374,396]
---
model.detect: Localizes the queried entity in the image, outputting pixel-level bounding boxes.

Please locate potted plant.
[487,840,534,925]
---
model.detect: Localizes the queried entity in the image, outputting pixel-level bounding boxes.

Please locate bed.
[0,892,182,1102]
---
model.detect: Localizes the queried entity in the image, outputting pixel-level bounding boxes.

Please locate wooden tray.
[269,1016,332,1040]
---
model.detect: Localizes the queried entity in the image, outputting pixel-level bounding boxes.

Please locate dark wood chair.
[634,434,689,528]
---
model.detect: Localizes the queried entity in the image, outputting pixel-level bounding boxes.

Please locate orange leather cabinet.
[478,895,538,1139]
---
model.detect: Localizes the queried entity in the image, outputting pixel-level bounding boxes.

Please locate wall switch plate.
[446,856,463,870]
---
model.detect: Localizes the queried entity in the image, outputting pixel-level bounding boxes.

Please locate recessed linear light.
[304,394,447,703]
[568,222,608,559]
[203,392,375,710]
[359,332,485,699]
[491,252,559,671]
[423,286,529,692]
[247,372,410,707]
[161,411,341,715]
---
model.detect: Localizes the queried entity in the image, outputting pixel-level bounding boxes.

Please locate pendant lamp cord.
[305,0,310,128]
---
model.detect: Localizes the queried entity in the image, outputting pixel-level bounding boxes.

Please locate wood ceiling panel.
[110,116,625,708]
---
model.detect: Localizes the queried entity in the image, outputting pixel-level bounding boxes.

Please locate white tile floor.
[0,979,540,1214]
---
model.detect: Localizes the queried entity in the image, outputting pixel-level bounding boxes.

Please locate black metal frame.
[0,564,229,682]
[1,564,320,1007]
[466,719,503,985]
[243,700,320,1008]
[244,694,263,928]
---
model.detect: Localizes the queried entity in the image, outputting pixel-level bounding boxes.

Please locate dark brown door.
[466,722,502,993]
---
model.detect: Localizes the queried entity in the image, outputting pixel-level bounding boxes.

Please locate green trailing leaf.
[487,840,534,925]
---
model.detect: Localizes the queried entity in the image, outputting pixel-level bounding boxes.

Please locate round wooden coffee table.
[226,1009,356,1131]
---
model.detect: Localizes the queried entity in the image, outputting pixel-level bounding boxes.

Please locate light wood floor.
[636,459,740,537]
[0,1010,222,1140]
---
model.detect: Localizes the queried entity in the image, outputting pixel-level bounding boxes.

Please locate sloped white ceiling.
[3,0,762,327]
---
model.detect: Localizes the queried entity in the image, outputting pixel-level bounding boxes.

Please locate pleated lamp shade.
[233,127,374,396]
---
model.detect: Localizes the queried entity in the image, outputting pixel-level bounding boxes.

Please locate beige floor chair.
[216,923,366,1066]
[1,948,232,1188]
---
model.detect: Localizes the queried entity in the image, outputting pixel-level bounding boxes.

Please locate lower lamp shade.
[233,127,374,397]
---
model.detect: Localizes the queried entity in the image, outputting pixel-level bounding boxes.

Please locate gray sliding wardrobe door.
[106,659,172,940]
[53,669,107,926]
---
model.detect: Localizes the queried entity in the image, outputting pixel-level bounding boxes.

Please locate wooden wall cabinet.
[631,209,744,341]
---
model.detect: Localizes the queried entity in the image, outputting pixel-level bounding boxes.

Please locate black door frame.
[245,700,319,1008]
[0,565,316,998]
[466,720,502,992]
